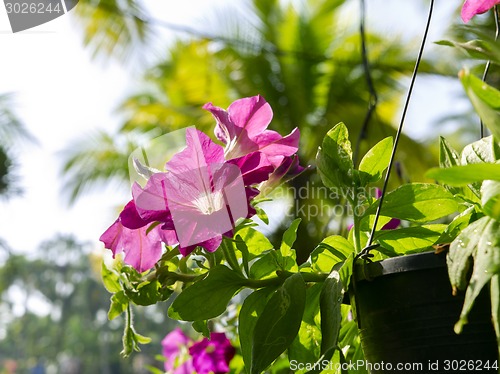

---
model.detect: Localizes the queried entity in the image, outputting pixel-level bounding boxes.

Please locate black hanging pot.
[351,251,498,374]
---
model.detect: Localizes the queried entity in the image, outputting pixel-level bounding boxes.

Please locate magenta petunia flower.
[100,96,303,271]
[189,332,235,374]
[203,95,300,167]
[133,129,254,256]
[461,0,500,22]
[161,328,195,374]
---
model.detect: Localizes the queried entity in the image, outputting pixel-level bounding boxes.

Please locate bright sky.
[0,0,470,254]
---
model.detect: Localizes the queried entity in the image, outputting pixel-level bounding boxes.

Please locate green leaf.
[288,283,322,367]
[239,287,276,370]
[439,136,461,168]
[447,217,489,294]
[233,236,250,277]
[439,136,464,196]
[455,218,500,333]
[310,235,354,273]
[255,205,269,224]
[358,136,393,184]
[317,123,354,189]
[426,163,500,185]
[236,227,274,259]
[490,275,500,356]
[461,136,498,165]
[460,69,500,139]
[482,180,500,220]
[320,270,343,356]
[437,206,476,244]
[108,290,128,320]
[250,252,281,279]
[366,183,458,223]
[101,261,121,293]
[436,39,500,63]
[125,280,165,306]
[192,320,210,338]
[251,273,306,374]
[280,218,301,255]
[375,224,447,255]
[168,266,245,321]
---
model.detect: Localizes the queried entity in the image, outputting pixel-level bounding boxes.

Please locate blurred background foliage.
[2,0,499,372]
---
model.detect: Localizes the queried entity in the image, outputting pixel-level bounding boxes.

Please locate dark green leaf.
[426,163,500,185]
[375,224,447,255]
[125,280,162,306]
[288,283,322,366]
[251,273,306,374]
[239,287,276,370]
[250,252,281,279]
[358,136,393,184]
[168,266,245,321]
[234,236,250,277]
[366,183,458,223]
[320,270,343,356]
[455,218,500,333]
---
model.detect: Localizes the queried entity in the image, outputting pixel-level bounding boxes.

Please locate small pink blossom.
[189,332,235,374]
[161,328,195,374]
[461,0,500,22]
[203,95,300,166]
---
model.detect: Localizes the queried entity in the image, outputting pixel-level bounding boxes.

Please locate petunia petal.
[461,0,500,22]
[100,220,163,272]
[227,95,273,139]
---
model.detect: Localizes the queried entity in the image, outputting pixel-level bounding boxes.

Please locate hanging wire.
[357,0,435,260]
[353,0,379,167]
[479,5,500,138]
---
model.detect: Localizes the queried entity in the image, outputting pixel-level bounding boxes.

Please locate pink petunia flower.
[461,0,500,22]
[161,328,195,374]
[188,333,235,374]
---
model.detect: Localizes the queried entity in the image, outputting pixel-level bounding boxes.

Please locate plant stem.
[221,238,242,274]
[480,5,500,138]
[365,0,435,249]
[242,270,328,289]
[353,0,378,167]
[345,193,362,253]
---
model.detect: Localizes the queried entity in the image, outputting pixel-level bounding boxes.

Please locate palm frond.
[60,130,142,203]
[72,0,151,62]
